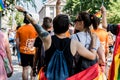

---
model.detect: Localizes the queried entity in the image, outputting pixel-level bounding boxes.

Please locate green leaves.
[107,1,120,24]
[63,0,120,24]
[3,0,36,28]
[4,0,36,11]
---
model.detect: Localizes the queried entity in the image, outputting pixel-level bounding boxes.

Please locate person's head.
[42,17,53,30]
[53,14,70,34]
[23,14,32,24]
[91,14,101,30]
[74,11,100,31]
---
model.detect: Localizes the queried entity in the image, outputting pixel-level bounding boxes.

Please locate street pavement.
[8,56,22,80]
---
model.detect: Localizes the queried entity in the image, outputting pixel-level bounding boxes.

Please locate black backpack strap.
[76,33,81,42]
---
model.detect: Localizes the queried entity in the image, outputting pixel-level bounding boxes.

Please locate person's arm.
[97,44,106,72]
[100,6,118,35]
[32,47,39,76]
[97,45,106,64]
[78,41,97,60]
[71,33,97,60]
[16,31,20,51]
[32,37,42,76]
[5,34,12,65]
[15,6,51,50]
[101,5,107,30]
[105,34,109,55]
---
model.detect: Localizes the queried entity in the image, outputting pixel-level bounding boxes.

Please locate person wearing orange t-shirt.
[91,28,109,58]
[16,15,37,80]
[91,6,109,76]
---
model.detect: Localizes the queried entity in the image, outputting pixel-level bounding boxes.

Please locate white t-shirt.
[71,31,100,50]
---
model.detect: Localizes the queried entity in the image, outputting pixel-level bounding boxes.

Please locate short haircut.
[42,17,52,29]
[53,14,70,34]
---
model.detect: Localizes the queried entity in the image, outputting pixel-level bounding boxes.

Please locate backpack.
[45,41,69,80]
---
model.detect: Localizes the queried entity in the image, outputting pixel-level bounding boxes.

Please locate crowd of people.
[0,4,117,80]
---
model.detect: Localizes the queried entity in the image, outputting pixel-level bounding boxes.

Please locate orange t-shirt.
[65,31,70,37]
[16,24,37,55]
[91,28,109,56]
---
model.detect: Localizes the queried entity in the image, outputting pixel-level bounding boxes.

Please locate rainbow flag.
[108,25,120,80]
[67,63,106,80]
[0,0,5,11]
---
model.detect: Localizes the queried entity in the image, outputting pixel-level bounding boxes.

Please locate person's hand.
[31,76,37,80]
[31,69,38,80]
[99,61,106,73]
[10,63,14,72]
[100,65,105,73]
[100,5,106,14]
[15,5,26,12]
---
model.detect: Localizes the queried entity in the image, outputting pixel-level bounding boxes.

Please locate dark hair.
[77,11,100,30]
[42,17,52,29]
[74,29,80,33]
[23,14,32,24]
[91,15,100,30]
[16,23,21,30]
[53,14,70,34]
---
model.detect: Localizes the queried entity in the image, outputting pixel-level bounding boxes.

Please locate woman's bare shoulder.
[70,39,79,56]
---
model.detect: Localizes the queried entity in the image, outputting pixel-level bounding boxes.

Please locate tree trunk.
[56,0,61,15]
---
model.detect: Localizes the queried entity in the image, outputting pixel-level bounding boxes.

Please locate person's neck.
[79,28,88,32]
[79,28,85,32]
[56,33,66,39]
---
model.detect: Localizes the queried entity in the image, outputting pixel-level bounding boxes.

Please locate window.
[50,7,54,18]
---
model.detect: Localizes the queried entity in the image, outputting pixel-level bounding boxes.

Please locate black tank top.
[45,35,74,76]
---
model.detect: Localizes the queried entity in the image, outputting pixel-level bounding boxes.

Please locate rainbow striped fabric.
[67,63,106,80]
[0,0,5,11]
[108,25,120,80]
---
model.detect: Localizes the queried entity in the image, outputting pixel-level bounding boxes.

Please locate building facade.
[38,0,66,25]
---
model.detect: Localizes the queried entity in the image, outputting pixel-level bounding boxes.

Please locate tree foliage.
[63,0,120,23]
[8,11,24,26]
[2,0,37,28]
[63,0,111,15]
[4,0,36,10]
[107,1,120,24]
